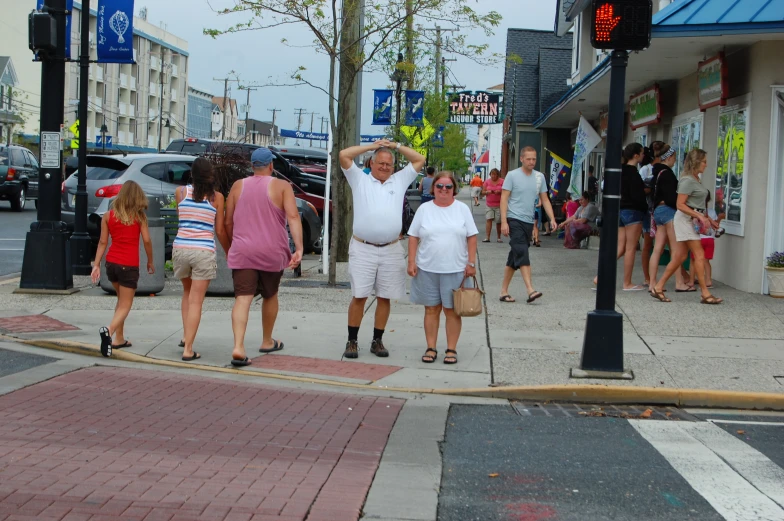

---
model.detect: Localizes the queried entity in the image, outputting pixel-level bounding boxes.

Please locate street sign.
[105,136,112,148]
[96,136,113,148]
[69,119,80,137]
[590,0,652,51]
[40,131,61,168]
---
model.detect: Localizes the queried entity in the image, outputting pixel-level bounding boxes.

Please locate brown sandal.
[422,348,437,363]
[443,349,457,364]
[650,289,671,302]
[701,295,723,305]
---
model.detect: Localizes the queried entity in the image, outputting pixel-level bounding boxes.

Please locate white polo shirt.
[342,162,418,244]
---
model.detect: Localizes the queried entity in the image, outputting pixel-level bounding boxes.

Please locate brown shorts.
[105,261,140,289]
[232,269,284,298]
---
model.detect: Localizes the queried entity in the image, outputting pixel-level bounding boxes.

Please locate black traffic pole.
[575,49,629,377]
[19,0,74,291]
[70,0,92,276]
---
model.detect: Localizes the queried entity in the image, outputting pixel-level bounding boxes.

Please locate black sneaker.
[343,340,359,359]
[370,339,389,357]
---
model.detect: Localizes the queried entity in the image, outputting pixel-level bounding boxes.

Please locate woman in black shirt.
[618,143,648,290]
[647,144,691,292]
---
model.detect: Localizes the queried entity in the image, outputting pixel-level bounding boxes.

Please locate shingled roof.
[503,29,572,124]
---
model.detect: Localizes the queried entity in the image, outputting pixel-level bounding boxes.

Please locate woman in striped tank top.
[172,157,229,361]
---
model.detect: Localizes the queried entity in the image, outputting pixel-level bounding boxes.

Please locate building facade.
[211,97,239,141]
[0,1,189,152]
[0,57,23,145]
[502,29,573,177]
[537,0,784,295]
[186,86,213,139]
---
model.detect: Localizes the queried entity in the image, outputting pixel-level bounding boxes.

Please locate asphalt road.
[0,346,58,378]
[0,202,37,276]
[439,404,784,521]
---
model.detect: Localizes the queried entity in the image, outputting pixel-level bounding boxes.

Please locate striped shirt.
[173,185,217,252]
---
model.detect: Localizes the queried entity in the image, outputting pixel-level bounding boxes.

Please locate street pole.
[575,49,630,378]
[268,108,279,145]
[294,108,305,145]
[20,0,73,290]
[70,0,92,276]
[157,66,165,152]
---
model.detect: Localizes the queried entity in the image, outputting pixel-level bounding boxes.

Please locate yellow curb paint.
[8,335,784,410]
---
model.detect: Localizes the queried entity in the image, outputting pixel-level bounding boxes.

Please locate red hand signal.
[594,3,621,42]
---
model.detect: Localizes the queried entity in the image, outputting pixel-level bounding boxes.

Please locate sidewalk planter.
[765,267,784,298]
[206,242,234,296]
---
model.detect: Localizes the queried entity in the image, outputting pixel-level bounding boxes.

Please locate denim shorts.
[619,209,645,227]
[642,209,652,233]
[653,205,676,226]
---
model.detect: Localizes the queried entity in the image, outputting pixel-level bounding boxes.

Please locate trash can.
[100,196,166,295]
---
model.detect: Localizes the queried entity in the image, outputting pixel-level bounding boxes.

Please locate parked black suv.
[0,145,39,211]
[165,138,327,198]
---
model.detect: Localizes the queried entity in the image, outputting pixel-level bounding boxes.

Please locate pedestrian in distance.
[225,147,303,367]
[419,166,436,204]
[339,139,426,359]
[638,141,664,287]
[90,181,154,357]
[172,157,230,362]
[481,168,504,243]
[408,171,478,365]
[499,146,556,304]
[470,174,483,206]
[651,148,723,304]
[586,165,598,202]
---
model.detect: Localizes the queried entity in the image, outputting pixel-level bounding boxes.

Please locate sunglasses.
[436,183,453,190]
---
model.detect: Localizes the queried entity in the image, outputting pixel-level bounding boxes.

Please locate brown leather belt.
[353,235,399,248]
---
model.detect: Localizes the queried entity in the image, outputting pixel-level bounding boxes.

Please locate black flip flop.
[181,352,201,361]
[499,295,516,303]
[527,291,543,303]
[112,340,132,348]
[99,327,112,357]
[259,340,284,353]
[482,239,491,243]
[231,357,251,367]
[178,340,185,347]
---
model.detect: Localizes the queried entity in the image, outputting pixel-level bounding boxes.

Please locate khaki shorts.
[173,248,218,281]
[485,207,501,223]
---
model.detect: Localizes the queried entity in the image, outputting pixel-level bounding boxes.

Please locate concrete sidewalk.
[0,189,782,403]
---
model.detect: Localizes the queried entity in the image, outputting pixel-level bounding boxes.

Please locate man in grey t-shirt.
[499,146,556,303]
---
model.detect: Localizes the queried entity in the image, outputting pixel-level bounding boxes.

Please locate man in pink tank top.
[225,147,303,367]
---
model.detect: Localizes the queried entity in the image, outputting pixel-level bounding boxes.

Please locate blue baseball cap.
[251,147,274,167]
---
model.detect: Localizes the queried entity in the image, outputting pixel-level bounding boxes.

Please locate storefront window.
[634,128,648,147]
[671,111,703,178]
[715,96,749,236]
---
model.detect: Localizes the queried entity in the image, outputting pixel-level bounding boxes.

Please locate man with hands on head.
[339,139,426,359]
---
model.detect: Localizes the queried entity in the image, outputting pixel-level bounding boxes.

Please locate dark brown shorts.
[105,262,140,289]
[232,269,284,298]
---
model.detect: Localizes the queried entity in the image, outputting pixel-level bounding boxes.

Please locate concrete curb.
[7,335,784,411]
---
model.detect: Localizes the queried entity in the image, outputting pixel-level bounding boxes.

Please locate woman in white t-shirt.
[407,172,479,365]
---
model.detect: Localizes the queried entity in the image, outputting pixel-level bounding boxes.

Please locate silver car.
[61,153,194,236]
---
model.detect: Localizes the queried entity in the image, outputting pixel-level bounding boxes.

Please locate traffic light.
[590,0,652,51]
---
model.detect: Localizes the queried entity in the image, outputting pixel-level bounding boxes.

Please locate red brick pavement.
[0,315,79,334]
[250,355,402,382]
[0,367,404,521]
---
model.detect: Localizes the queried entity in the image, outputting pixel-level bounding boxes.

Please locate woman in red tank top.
[90,181,154,357]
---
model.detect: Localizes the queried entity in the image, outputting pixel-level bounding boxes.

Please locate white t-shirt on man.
[407,200,478,273]
[342,162,418,244]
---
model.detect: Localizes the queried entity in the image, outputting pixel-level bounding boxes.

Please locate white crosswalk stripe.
[629,420,784,521]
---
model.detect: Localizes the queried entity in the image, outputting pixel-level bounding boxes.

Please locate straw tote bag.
[452,276,484,317]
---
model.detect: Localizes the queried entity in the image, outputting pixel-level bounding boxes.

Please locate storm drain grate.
[511,402,702,421]
[280,280,350,288]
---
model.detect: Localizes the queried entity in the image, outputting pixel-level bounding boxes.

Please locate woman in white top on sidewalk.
[407,172,478,365]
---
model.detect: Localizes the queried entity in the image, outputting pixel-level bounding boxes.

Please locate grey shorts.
[410,269,473,309]
[485,207,501,223]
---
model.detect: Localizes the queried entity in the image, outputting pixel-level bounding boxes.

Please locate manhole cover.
[281,280,350,288]
[511,402,701,421]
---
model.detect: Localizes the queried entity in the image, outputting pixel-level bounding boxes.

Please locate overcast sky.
[143,0,557,140]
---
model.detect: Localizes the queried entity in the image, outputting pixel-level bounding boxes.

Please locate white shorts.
[471,187,482,198]
[348,238,406,299]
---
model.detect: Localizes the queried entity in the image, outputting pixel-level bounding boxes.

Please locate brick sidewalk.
[0,367,404,521]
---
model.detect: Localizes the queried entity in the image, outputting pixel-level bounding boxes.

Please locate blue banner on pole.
[37,0,73,59]
[372,90,393,125]
[280,129,328,141]
[360,135,386,143]
[96,0,135,64]
[404,90,425,126]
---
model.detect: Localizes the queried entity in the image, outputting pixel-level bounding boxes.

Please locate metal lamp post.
[390,52,406,166]
[100,123,107,154]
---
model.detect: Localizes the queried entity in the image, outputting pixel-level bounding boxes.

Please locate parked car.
[0,145,39,211]
[270,146,328,176]
[165,138,328,199]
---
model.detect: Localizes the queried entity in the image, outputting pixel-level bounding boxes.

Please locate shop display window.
[715,96,749,236]
[671,111,703,178]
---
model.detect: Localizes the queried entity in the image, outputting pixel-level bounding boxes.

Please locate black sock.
[373,328,384,341]
[348,326,359,342]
